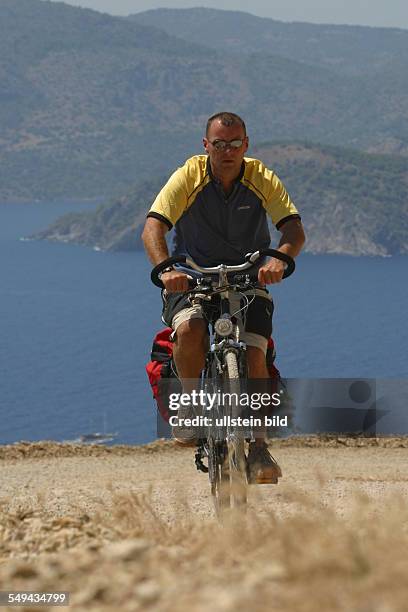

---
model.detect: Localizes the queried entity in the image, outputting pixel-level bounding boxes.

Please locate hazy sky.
[49,0,408,29]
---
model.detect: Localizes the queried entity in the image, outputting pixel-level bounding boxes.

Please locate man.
[142,112,305,483]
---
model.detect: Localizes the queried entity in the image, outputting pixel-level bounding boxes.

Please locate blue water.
[1,201,407,445]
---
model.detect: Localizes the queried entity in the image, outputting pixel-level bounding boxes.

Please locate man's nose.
[224,144,235,153]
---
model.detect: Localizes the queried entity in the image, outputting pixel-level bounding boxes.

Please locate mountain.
[32,144,408,256]
[1,1,408,201]
[253,143,408,255]
[0,0,213,200]
[31,178,163,251]
[130,8,408,78]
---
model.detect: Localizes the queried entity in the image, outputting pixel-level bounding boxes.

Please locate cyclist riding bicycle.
[142,112,305,484]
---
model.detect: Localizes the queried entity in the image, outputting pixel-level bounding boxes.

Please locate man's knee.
[247,345,269,378]
[174,318,208,353]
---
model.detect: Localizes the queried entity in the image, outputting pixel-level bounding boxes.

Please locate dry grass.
[1,483,408,611]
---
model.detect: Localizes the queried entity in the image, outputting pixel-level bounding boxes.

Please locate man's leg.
[247,345,269,446]
[170,317,208,445]
[172,318,208,379]
[246,345,282,483]
[243,322,282,484]
[247,345,269,378]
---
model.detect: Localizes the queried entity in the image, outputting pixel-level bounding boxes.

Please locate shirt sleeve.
[263,171,300,229]
[147,166,189,229]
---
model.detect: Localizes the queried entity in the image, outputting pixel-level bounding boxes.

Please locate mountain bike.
[151,249,295,515]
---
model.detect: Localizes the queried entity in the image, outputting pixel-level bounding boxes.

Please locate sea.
[1,201,407,445]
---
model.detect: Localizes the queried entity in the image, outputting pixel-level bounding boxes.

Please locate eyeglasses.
[209,138,245,151]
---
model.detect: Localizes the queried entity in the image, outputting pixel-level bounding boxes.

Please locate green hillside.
[1,1,408,200]
[32,178,164,251]
[254,143,408,255]
[32,144,408,256]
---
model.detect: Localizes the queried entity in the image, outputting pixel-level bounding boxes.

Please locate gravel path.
[2,438,408,520]
[1,438,408,611]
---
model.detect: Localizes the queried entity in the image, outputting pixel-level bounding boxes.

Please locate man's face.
[203,120,248,179]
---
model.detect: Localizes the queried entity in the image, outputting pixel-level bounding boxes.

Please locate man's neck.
[210,162,240,195]
[220,179,234,196]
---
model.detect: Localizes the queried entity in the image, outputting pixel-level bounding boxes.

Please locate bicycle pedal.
[195,447,209,473]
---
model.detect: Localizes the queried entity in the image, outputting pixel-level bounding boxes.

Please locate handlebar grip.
[150,255,188,288]
[257,249,295,279]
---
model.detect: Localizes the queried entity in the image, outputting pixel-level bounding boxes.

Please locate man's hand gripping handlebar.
[150,249,295,291]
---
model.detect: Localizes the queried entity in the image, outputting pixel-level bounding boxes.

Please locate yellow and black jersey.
[147,155,300,267]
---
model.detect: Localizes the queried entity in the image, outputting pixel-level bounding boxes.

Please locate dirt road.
[1,437,408,611]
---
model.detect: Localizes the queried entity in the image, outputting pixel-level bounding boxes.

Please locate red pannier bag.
[146,327,179,423]
[146,329,282,422]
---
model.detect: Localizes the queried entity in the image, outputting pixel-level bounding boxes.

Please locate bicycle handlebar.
[150,249,295,289]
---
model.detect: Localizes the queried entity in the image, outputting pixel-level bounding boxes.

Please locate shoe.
[247,441,282,484]
[172,405,197,447]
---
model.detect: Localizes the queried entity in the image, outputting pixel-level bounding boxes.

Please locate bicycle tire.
[203,359,230,516]
[208,437,230,516]
[225,351,248,509]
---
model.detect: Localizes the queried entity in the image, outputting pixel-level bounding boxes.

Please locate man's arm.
[258,218,306,285]
[141,217,170,265]
[141,217,189,292]
[276,218,306,259]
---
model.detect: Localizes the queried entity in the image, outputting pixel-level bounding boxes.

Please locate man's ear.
[203,137,209,153]
[244,136,249,153]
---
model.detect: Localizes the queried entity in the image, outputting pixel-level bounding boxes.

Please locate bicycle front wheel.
[225,350,248,509]
[208,437,230,516]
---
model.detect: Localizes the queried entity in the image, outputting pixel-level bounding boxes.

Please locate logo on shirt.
[237,205,251,210]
